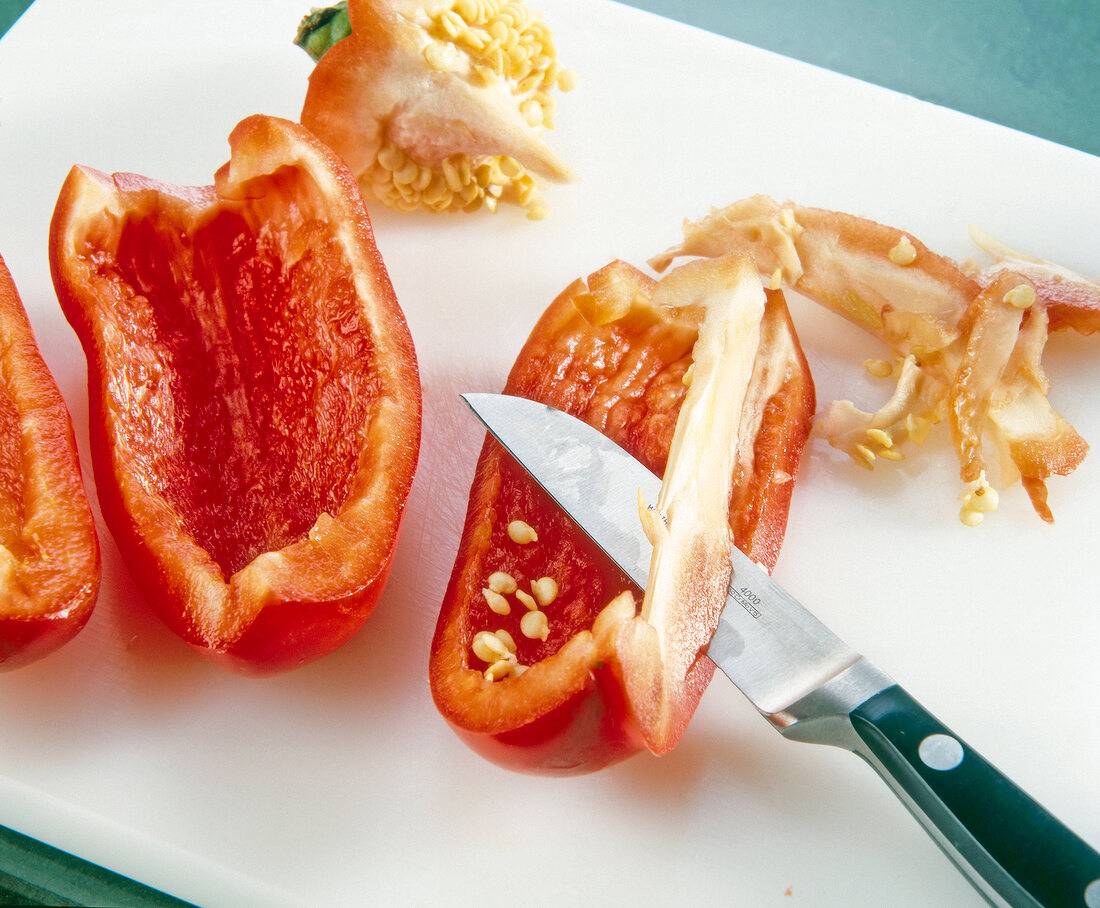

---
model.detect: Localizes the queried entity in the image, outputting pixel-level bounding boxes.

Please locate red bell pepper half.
[48,115,421,675]
[0,253,100,670]
[429,258,815,774]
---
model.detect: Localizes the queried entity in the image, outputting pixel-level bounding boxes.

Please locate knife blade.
[461,391,1100,908]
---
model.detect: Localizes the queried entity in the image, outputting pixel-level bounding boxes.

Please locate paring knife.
[461,392,1100,908]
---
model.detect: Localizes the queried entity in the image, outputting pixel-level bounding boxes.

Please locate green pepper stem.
[294,1,351,62]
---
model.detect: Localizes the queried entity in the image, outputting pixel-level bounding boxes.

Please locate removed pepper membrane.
[652,195,1097,523]
[429,256,814,774]
[297,0,577,218]
[0,254,100,670]
[49,115,421,675]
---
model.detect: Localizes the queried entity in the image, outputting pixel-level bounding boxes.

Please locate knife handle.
[849,684,1100,908]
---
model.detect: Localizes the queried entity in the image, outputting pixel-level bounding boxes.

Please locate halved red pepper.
[0,253,100,670]
[429,258,815,773]
[48,115,421,675]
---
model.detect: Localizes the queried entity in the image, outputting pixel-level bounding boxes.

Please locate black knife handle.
[849,684,1100,908]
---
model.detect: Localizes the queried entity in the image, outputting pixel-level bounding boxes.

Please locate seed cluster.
[850,410,935,468]
[959,471,999,526]
[469,516,561,681]
[471,629,525,680]
[368,0,576,218]
[845,357,939,470]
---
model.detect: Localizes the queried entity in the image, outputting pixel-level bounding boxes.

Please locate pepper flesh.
[49,115,421,674]
[0,253,100,670]
[429,257,814,773]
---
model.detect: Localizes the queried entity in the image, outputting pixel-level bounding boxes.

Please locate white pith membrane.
[613,254,767,745]
[650,194,1098,523]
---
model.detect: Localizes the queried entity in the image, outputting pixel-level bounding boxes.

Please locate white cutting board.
[1,1,1097,905]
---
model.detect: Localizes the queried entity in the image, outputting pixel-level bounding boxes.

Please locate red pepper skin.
[430,262,814,774]
[0,254,100,670]
[48,115,421,675]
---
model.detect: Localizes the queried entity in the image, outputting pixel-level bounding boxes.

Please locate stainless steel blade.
[461,392,892,728]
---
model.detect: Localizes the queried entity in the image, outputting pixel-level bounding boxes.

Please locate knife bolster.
[770,657,892,748]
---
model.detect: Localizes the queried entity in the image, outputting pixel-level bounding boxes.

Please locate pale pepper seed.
[1003,284,1037,309]
[888,236,918,266]
[520,609,550,641]
[531,576,558,607]
[507,519,539,544]
[482,587,511,615]
[488,570,518,594]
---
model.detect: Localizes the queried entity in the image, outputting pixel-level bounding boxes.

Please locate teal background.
[0,0,1096,903]
[629,0,1099,158]
[0,0,27,37]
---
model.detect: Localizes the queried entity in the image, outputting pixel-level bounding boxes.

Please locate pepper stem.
[294,1,351,62]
